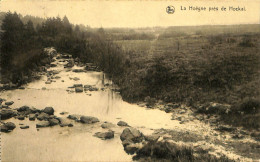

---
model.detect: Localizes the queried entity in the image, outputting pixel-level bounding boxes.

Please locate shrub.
[239,98,260,114]
[239,36,255,47]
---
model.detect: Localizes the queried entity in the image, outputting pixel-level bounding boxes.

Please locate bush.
[133,141,233,162]
[239,98,260,114]
[239,36,255,47]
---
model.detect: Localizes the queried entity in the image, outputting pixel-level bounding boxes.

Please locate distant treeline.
[108,33,156,40]
[0,12,126,84]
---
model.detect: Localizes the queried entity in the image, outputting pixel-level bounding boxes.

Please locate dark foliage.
[133,141,233,162]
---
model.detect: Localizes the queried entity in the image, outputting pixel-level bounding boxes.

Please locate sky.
[0,0,259,28]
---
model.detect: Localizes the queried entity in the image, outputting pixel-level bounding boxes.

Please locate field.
[107,25,260,129]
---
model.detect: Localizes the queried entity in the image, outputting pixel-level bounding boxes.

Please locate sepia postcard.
[0,0,259,161]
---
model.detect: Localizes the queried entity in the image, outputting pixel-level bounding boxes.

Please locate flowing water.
[0,57,186,161]
[2,57,256,162]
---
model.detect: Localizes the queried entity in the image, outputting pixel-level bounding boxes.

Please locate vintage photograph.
[0,0,259,161]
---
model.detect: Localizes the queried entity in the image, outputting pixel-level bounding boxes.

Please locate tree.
[62,16,72,34]
[0,12,24,68]
[24,20,35,37]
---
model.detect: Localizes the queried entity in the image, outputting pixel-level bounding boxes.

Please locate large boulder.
[120,128,144,143]
[80,116,99,124]
[43,107,54,115]
[94,131,114,140]
[0,109,16,120]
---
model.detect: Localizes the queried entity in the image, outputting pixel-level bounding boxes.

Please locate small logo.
[166,6,175,14]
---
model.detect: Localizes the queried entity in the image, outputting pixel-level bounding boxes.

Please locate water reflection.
[0,58,181,161]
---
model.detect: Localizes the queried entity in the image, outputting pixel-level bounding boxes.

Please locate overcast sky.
[0,0,259,28]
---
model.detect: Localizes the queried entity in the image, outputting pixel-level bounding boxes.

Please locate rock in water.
[36,121,50,128]
[1,122,16,132]
[74,84,83,87]
[94,131,114,140]
[5,122,16,130]
[5,101,14,106]
[124,143,143,155]
[57,117,73,127]
[0,109,16,120]
[67,114,81,121]
[75,87,83,93]
[17,115,25,120]
[72,69,85,73]
[29,114,36,121]
[37,112,50,121]
[101,122,115,129]
[120,128,144,143]
[43,107,54,115]
[117,121,129,127]
[80,116,99,124]
[49,118,60,126]
[20,125,29,129]
[17,106,30,112]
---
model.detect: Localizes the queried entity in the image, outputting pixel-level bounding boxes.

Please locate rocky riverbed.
[1,52,259,161]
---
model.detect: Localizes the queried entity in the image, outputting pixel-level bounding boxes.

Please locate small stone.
[117,121,129,127]
[67,114,81,121]
[75,87,83,93]
[37,112,50,121]
[5,101,14,106]
[80,116,99,124]
[60,112,68,115]
[101,122,114,129]
[49,118,59,126]
[29,114,36,121]
[94,131,114,140]
[20,125,29,129]
[36,121,50,128]
[17,116,25,120]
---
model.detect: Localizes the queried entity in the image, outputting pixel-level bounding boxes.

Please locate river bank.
[1,52,259,161]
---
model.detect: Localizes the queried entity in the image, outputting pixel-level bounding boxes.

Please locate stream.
[0,56,181,161]
[1,55,258,162]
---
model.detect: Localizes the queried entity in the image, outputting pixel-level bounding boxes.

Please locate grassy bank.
[105,26,260,130]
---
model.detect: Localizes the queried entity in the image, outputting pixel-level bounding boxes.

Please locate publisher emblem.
[166,6,175,14]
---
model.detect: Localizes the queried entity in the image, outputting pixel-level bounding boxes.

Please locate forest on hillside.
[0,12,126,85]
